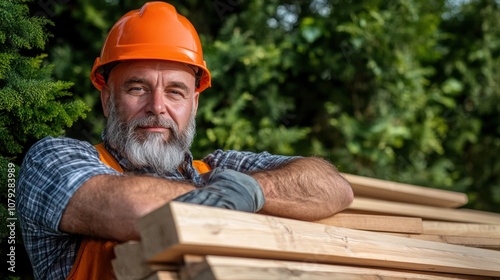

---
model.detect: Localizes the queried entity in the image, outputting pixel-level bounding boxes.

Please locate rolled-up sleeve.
[17,137,121,232]
[16,136,121,279]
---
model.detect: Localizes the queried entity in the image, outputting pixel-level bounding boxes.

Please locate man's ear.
[101,87,111,118]
[193,91,200,116]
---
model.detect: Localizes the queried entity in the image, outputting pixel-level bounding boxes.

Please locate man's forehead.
[108,60,197,86]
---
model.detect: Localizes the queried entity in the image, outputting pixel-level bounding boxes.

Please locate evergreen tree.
[0,1,89,279]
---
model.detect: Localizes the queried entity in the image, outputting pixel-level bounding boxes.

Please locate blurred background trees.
[37,0,498,211]
[1,0,499,278]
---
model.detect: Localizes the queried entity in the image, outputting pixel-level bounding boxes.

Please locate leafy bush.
[0,1,89,279]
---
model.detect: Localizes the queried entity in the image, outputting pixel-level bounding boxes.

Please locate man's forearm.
[252,157,353,220]
[59,174,195,241]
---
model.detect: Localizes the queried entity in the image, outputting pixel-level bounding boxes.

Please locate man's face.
[101,60,200,174]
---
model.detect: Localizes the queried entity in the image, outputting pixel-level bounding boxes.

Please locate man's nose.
[146,90,168,116]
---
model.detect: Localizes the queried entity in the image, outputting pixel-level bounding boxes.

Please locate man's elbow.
[325,176,354,216]
[340,178,354,209]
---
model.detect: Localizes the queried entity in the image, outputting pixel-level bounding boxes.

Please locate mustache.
[129,115,180,138]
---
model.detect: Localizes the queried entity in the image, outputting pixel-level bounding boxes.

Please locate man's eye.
[128,87,145,94]
[168,90,185,98]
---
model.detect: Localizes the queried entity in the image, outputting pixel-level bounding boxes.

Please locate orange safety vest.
[66,143,211,280]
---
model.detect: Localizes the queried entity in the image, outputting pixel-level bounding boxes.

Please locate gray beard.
[104,97,196,175]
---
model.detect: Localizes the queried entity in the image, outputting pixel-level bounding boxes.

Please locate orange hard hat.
[90,1,211,92]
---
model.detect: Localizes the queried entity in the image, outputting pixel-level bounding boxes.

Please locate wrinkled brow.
[124,77,146,86]
[167,81,191,93]
[123,78,191,92]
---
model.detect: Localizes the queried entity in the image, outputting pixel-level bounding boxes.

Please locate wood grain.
[422,221,500,238]
[387,233,500,249]
[182,255,495,280]
[138,202,500,277]
[315,213,423,233]
[341,173,468,208]
[349,197,500,224]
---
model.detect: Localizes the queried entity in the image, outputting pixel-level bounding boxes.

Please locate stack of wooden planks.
[112,173,500,280]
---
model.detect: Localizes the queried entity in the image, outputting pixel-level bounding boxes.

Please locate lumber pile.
[112,173,500,280]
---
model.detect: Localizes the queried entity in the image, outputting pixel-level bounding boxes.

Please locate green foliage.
[0,0,89,156]
[193,28,310,157]
[0,0,90,279]
[308,1,452,183]
[437,0,500,211]
[42,0,499,214]
[1,0,499,278]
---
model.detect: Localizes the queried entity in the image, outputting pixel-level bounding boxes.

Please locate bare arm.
[59,175,194,241]
[252,157,353,220]
[60,156,352,240]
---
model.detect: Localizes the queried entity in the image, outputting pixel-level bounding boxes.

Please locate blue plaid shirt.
[16,136,296,279]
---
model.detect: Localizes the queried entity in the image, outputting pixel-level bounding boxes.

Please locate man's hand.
[174,168,265,212]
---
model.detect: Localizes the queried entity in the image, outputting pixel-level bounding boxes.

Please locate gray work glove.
[173,168,265,213]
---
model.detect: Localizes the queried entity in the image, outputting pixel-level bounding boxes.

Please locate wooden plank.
[423,221,500,238]
[388,233,500,249]
[112,241,176,280]
[459,208,500,218]
[182,255,495,280]
[349,197,500,224]
[315,213,423,234]
[143,271,179,280]
[137,202,500,277]
[182,255,208,280]
[341,173,468,208]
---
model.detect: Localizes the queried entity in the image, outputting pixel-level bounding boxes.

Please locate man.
[17,2,353,279]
